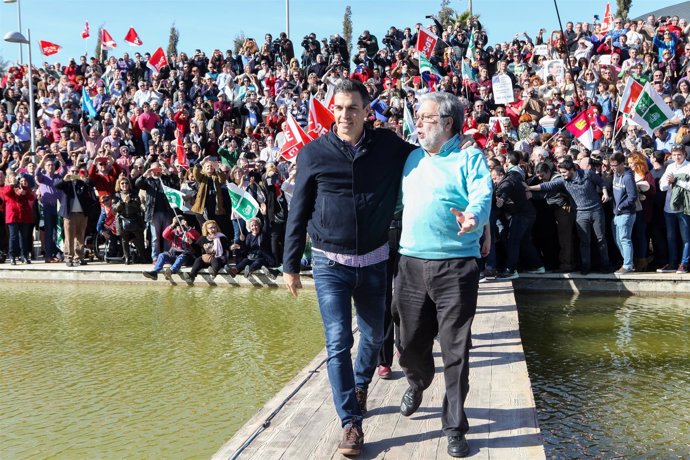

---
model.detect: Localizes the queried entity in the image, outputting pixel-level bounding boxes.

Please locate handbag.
[119,215,142,232]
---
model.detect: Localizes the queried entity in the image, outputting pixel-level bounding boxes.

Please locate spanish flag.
[564,111,593,151]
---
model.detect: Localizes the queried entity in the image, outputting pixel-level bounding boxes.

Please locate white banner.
[542,59,565,84]
[492,74,515,104]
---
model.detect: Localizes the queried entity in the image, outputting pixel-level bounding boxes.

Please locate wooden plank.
[213,281,545,460]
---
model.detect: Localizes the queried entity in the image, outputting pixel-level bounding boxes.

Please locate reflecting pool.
[516,292,690,458]
[0,282,324,459]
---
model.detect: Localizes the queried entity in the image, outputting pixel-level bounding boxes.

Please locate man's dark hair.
[558,158,576,171]
[507,151,521,167]
[333,79,370,105]
[535,162,553,175]
[653,150,667,164]
[609,152,625,165]
[491,165,505,176]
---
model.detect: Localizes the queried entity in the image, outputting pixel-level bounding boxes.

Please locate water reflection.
[516,293,690,459]
[0,283,324,459]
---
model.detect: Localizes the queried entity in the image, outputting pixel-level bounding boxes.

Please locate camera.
[270,39,282,55]
[357,35,367,48]
[301,35,316,49]
[382,34,394,46]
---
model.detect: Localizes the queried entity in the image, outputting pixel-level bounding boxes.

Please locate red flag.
[81,21,90,39]
[146,47,168,75]
[416,28,438,60]
[489,118,502,134]
[565,111,594,150]
[600,3,614,34]
[323,85,335,113]
[307,97,335,139]
[176,134,188,167]
[586,106,607,140]
[280,114,312,161]
[39,40,62,57]
[620,78,644,115]
[123,27,143,46]
[101,28,117,49]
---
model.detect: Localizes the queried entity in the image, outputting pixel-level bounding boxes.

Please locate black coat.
[283,127,415,273]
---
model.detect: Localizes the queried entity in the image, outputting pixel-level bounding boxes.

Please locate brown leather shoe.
[337,422,363,456]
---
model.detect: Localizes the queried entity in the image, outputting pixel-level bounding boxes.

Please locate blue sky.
[0,0,681,65]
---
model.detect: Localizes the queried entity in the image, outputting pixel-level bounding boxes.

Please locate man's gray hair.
[418,92,465,135]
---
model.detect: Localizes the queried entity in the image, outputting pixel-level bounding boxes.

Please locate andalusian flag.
[403,103,418,145]
[227,183,260,221]
[630,82,676,135]
[162,184,190,212]
[462,59,477,82]
[466,30,476,63]
[565,111,594,150]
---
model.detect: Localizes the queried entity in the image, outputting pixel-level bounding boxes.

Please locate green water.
[0,282,325,459]
[516,292,690,459]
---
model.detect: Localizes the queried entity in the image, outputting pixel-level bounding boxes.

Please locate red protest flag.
[600,3,614,34]
[101,28,117,49]
[620,77,644,115]
[307,97,335,139]
[146,47,168,75]
[176,133,188,167]
[565,111,594,150]
[39,40,62,57]
[81,21,90,39]
[416,28,438,60]
[123,27,143,46]
[489,118,502,134]
[280,114,312,161]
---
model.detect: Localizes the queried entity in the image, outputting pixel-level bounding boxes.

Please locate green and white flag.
[227,183,260,221]
[462,59,477,82]
[162,184,190,212]
[630,82,676,135]
[466,30,476,63]
[403,103,418,145]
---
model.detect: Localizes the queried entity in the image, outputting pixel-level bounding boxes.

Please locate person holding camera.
[357,30,379,58]
[111,177,146,264]
[4,174,35,265]
[135,162,175,261]
[35,153,63,263]
[142,215,200,281]
[56,165,98,267]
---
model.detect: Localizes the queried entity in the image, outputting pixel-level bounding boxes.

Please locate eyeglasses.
[414,114,450,123]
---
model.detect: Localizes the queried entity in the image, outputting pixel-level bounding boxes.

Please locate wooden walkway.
[211,281,544,460]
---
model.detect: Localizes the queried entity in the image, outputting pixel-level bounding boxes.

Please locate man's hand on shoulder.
[283,272,302,298]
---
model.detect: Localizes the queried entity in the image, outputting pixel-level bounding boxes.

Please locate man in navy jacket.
[609,152,638,274]
[283,79,414,456]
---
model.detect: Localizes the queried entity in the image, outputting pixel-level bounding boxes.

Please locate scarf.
[208,232,226,258]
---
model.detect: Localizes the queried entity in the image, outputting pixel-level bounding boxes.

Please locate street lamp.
[4,29,36,153]
[3,0,23,64]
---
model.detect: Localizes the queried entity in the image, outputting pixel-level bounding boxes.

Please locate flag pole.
[546,125,568,146]
[553,0,581,108]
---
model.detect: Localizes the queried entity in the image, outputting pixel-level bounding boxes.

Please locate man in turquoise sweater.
[394,92,492,458]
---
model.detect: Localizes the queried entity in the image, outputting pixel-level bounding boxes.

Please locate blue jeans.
[43,203,59,259]
[153,251,191,273]
[312,252,387,428]
[149,211,170,260]
[664,212,690,267]
[575,208,609,270]
[613,213,636,269]
[8,222,31,258]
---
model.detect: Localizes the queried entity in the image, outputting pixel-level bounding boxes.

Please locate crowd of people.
[1,11,690,281]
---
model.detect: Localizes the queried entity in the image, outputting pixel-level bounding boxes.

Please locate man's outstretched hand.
[450,208,477,235]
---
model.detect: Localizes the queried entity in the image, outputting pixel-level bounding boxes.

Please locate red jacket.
[89,161,121,198]
[3,184,35,224]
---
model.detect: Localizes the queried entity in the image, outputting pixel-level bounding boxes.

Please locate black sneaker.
[447,434,470,457]
[337,422,364,456]
[495,270,518,280]
[142,270,158,280]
